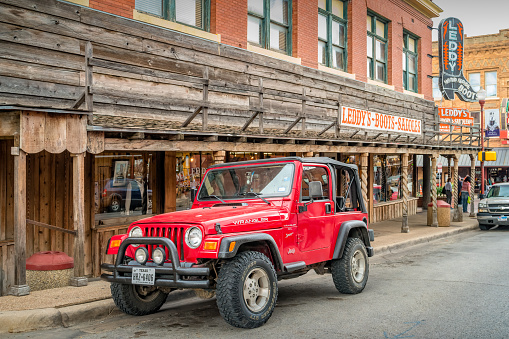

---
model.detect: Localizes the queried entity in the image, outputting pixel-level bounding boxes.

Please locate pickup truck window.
[487,185,509,198]
[198,163,295,200]
[302,166,330,201]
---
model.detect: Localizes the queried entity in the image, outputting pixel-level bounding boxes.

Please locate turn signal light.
[229,241,236,252]
[204,241,217,250]
[110,240,121,248]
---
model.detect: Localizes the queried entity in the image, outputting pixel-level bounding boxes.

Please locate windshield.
[487,185,509,198]
[198,163,294,201]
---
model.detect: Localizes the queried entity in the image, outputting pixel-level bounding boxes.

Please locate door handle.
[325,203,332,214]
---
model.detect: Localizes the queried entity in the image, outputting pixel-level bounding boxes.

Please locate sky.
[431,0,509,41]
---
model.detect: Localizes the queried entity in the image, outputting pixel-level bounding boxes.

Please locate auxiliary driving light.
[135,247,149,265]
[152,247,166,265]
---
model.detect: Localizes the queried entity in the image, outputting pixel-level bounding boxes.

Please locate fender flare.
[218,233,284,271]
[332,220,372,259]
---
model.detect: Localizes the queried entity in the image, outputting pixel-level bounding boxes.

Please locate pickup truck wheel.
[479,224,489,230]
[110,283,168,316]
[331,237,369,294]
[216,251,278,329]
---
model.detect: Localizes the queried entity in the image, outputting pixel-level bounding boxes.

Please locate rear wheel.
[111,283,169,316]
[331,237,369,294]
[216,251,278,328]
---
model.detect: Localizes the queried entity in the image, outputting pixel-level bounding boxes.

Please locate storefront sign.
[438,17,477,102]
[340,106,421,135]
[485,109,500,138]
[438,107,473,132]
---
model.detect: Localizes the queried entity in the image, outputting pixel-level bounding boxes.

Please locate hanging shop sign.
[340,106,421,135]
[485,109,500,138]
[438,17,477,102]
[438,107,473,132]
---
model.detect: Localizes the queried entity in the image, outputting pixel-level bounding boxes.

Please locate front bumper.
[477,213,509,226]
[101,237,210,289]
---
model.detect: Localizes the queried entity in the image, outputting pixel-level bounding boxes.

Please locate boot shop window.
[135,0,210,31]
[176,152,214,211]
[248,0,292,55]
[373,155,402,204]
[95,153,154,222]
[318,0,347,71]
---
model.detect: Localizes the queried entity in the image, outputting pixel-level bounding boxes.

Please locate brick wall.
[90,0,134,19]
[292,0,318,68]
[211,0,247,49]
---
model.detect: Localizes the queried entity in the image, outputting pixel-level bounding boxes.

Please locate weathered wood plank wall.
[0,0,436,140]
[371,198,418,224]
[0,140,15,295]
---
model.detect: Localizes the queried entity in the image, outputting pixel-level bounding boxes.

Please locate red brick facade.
[85,0,437,100]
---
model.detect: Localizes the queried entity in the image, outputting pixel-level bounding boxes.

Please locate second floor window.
[367,13,388,83]
[135,0,209,30]
[486,71,497,97]
[469,72,480,92]
[318,0,347,71]
[248,0,291,55]
[403,32,418,92]
[432,77,442,100]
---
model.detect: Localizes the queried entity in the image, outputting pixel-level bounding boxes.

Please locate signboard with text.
[485,109,500,138]
[340,106,421,135]
[438,17,477,102]
[438,107,473,132]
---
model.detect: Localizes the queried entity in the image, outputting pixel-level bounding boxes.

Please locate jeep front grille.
[488,204,509,214]
[141,226,185,261]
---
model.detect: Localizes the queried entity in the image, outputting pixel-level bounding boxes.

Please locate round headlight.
[135,247,148,265]
[129,226,143,247]
[152,247,166,265]
[185,227,203,249]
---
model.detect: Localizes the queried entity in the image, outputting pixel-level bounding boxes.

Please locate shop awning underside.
[416,148,509,167]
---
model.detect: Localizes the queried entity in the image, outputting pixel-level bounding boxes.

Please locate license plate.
[132,267,155,285]
[498,216,507,221]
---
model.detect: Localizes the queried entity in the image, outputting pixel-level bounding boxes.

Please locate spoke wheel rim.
[133,285,160,302]
[351,249,366,283]
[111,199,120,211]
[243,267,270,313]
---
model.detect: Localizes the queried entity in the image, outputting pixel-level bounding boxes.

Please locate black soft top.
[208,156,358,171]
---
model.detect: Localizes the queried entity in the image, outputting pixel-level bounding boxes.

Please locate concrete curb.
[373,224,479,256]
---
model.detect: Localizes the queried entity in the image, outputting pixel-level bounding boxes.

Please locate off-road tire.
[216,251,278,329]
[331,237,369,294]
[110,283,169,316]
[479,224,489,230]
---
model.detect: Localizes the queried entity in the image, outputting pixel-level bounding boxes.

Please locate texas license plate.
[498,216,507,221]
[132,267,155,285]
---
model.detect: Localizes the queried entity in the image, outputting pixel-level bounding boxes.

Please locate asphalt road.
[7,229,509,339]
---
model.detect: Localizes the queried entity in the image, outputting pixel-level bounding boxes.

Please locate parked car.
[101,179,151,213]
[477,183,509,230]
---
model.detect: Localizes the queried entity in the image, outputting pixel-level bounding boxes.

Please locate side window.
[301,166,330,201]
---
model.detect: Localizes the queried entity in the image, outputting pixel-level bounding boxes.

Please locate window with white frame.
[403,32,418,92]
[367,12,388,83]
[135,0,209,30]
[432,77,442,99]
[318,0,347,71]
[486,71,497,97]
[469,72,480,92]
[248,0,291,55]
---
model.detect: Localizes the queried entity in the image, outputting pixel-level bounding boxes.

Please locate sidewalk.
[0,211,480,333]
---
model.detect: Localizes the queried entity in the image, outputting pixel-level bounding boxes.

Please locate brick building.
[0,0,481,295]
[432,29,509,185]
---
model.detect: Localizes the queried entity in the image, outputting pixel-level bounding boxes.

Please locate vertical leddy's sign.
[438,17,477,102]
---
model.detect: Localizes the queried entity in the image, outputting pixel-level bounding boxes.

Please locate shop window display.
[95,153,153,221]
[176,152,214,210]
[373,155,402,203]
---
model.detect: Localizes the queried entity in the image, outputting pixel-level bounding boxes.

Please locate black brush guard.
[101,237,210,288]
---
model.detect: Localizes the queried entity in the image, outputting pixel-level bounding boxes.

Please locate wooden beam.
[85,41,93,124]
[202,67,209,131]
[181,106,203,127]
[318,121,337,136]
[26,219,77,236]
[284,117,303,134]
[72,153,86,281]
[72,91,86,109]
[241,111,260,131]
[258,78,264,134]
[164,152,176,212]
[350,130,360,138]
[13,148,28,289]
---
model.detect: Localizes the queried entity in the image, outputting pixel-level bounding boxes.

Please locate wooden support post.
[70,152,87,287]
[11,147,30,296]
[85,41,94,125]
[164,152,176,212]
[335,103,341,138]
[202,67,209,131]
[360,153,369,216]
[301,88,306,137]
[452,155,462,222]
[259,78,264,134]
[401,153,409,233]
[469,154,476,217]
[431,155,438,227]
[412,154,418,198]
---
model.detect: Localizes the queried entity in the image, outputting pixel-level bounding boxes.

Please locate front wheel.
[331,237,369,294]
[110,283,169,316]
[216,251,278,329]
[479,224,489,230]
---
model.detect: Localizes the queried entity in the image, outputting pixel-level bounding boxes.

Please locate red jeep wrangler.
[102,157,374,328]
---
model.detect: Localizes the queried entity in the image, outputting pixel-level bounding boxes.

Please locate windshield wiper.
[206,195,225,203]
[238,192,270,205]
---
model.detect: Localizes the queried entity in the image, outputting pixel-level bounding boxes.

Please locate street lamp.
[477,88,487,197]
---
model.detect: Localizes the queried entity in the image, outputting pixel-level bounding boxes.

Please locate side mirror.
[308,181,323,199]
[190,188,198,202]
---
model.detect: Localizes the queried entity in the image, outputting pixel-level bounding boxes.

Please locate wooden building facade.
[0,0,479,295]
